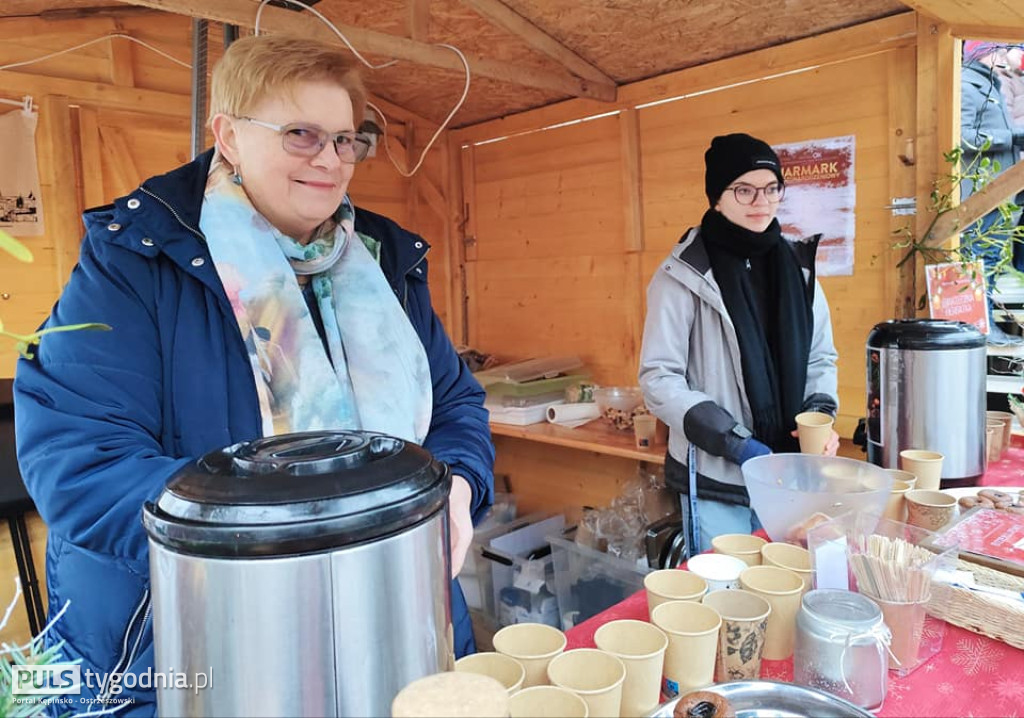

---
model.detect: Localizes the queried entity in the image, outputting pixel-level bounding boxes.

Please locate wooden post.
[887,46,918,319]
[37,95,83,289]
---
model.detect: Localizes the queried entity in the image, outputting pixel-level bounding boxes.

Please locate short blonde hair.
[210,35,366,128]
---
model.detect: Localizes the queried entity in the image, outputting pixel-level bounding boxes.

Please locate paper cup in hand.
[594,620,668,717]
[493,623,567,688]
[899,450,943,491]
[546,649,625,718]
[795,412,834,454]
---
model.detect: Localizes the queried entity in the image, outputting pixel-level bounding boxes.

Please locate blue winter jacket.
[13,149,494,715]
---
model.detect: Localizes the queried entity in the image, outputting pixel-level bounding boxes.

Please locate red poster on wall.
[924,260,989,334]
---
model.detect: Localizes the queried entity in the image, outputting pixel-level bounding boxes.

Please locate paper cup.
[594,620,668,717]
[759,542,813,593]
[905,489,956,532]
[899,450,944,491]
[701,589,771,681]
[987,410,1014,458]
[392,672,509,717]
[644,569,708,618]
[546,649,626,718]
[711,533,767,566]
[986,420,1004,463]
[795,411,834,454]
[739,565,804,660]
[687,553,748,591]
[651,601,721,699]
[883,468,917,489]
[508,685,589,718]
[493,623,567,688]
[455,652,526,694]
[882,479,914,524]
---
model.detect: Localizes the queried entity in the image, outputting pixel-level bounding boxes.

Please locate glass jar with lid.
[793,589,889,711]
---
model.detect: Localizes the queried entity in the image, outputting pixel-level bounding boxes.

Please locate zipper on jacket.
[139,186,206,242]
[403,253,428,311]
[99,589,151,702]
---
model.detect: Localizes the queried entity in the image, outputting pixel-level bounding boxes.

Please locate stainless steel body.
[866,321,986,486]
[150,512,451,717]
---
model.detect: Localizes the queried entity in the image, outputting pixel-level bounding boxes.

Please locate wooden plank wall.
[0,9,448,646]
[451,15,929,517]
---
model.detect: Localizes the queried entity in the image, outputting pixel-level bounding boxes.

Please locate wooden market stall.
[1,0,1023,647]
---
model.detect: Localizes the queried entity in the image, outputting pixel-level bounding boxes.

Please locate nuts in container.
[594,387,647,430]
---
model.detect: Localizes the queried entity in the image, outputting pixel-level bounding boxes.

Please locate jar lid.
[802,589,883,629]
[142,431,450,557]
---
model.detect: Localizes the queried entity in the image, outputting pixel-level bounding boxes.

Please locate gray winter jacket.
[638,228,839,492]
[961,62,1024,194]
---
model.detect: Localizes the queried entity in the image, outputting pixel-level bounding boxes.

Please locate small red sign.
[924,261,989,334]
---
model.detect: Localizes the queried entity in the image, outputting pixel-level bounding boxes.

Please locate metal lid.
[801,589,883,630]
[867,319,985,351]
[142,431,450,557]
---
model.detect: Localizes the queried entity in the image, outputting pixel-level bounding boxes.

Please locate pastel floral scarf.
[199,156,432,443]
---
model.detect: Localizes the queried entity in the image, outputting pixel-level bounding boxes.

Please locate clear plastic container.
[593,387,645,430]
[475,357,584,385]
[546,526,651,630]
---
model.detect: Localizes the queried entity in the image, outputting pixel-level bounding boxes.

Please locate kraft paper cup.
[392,672,510,717]
[986,419,1005,462]
[455,652,526,694]
[711,533,768,566]
[509,685,589,718]
[759,542,813,593]
[594,620,668,717]
[795,411,834,454]
[882,479,914,524]
[987,410,1014,458]
[883,468,917,489]
[650,601,721,700]
[644,569,708,618]
[739,565,804,660]
[493,623,567,688]
[687,553,748,591]
[701,589,771,681]
[905,489,957,532]
[546,649,626,718]
[899,450,944,491]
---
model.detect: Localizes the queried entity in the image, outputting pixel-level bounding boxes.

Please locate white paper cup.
[687,553,748,591]
[493,623,567,688]
[546,649,626,718]
[899,450,944,491]
[508,685,589,717]
[651,600,721,699]
[644,569,708,618]
[711,533,767,566]
[455,652,526,694]
[594,620,668,717]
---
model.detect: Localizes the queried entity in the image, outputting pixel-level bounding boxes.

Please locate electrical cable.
[0,32,190,72]
[253,0,471,178]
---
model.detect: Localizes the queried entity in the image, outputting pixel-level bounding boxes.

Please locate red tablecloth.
[565,445,1024,717]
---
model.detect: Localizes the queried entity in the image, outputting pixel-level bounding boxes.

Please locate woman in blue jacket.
[14,34,493,714]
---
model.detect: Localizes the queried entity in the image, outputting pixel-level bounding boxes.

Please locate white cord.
[254,0,397,70]
[368,43,470,178]
[0,32,190,72]
[253,0,471,179]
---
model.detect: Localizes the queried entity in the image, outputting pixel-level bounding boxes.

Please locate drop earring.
[231,169,243,186]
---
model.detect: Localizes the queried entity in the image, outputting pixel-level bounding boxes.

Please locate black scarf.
[700,210,813,451]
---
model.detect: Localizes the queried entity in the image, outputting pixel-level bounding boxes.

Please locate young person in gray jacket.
[639,133,840,552]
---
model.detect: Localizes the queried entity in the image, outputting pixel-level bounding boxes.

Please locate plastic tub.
[741,454,893,543]
[594,387,645,430]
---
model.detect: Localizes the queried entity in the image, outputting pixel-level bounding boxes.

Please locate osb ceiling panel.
[498,0,910,82]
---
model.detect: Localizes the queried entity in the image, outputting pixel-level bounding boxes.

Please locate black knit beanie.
[704,133,785,206]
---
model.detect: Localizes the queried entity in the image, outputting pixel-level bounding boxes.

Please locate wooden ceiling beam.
[926,162,1024,246]
[458,0,614,86]
[948,24,1024,41]
[368,93,435,128]
[901,0,1024,27]
[114,0,616,101]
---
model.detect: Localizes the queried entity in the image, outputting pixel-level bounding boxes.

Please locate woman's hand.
[448,474,474,578]
[790,428,841,456]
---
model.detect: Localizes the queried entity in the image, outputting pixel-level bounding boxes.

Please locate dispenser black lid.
[867,319,985,351]
[142,431,450,557]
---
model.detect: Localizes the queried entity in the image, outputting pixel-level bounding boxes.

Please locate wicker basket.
[927,558,1024,650]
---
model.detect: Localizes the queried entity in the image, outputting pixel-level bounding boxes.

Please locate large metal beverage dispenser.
[865,319,986,486]
[142,431,454,717]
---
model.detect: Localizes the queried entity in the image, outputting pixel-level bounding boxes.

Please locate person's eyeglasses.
[241,117,372,164]
[725,182,785,205]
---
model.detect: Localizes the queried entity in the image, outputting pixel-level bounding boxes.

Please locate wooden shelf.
[490,419,666,464]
